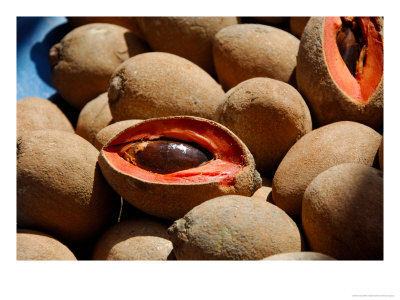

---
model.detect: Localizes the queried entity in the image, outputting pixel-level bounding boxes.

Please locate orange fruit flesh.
[324,17,383,105]
[103,118,245,186]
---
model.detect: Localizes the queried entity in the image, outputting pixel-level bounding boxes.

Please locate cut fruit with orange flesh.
[324,17,383,105]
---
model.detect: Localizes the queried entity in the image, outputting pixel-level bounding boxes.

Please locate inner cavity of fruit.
[120,138,214,174]
[324,17,383,104]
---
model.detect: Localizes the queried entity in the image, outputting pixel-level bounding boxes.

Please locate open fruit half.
[98,116,261,220]
[296,17,383,130]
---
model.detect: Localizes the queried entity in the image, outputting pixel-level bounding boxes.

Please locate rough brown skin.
[17,130,121,244]
[302,163,383,260]
[262,251,334,260]
[212,24,299,91]
[218,77,312,176]
[98,116,262,220]
[108,52,225,122]
[94,119,143,151]
[272,121,382,217]
[92,217,174,260]
[296,17,383,130]
[67,17,144,39]
[75,92,113,145]
[17,229,77,260]
[136,17,238,75]
[49,23,149,110]
[17,97,74,138]
[167,195,302,260]
[289,17,310,38]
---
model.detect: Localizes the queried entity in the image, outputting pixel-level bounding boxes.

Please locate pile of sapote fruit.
[17,16,383,261]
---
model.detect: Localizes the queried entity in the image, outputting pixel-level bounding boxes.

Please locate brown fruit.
[67,17,144,39]
[17,130,120,244]
[289,17,310,38]
[94,119,143,151]
[251,176,273,203]
[379,136,383,171]
[98,116,261,220]
[92,217,174,260]
[17,97,74,138]
[136,17,238,75]
[263,251,334,260]
[252,17,289,25]
[17,229,77,260]
[213,24,299,90]
[302,163,383,260]
[296,17,383,130]
[167,195,302,260]
[75,92,113,145]
[49,23,149,109]
[272,121,382,216]
[108,52,225,122]
[218,77,312,175]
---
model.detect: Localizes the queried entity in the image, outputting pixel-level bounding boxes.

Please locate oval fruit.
[263,251,334,260]
[17,229,77,260]
[272,121,381,216]
[302,163,383,260]
[49,23,149,109]
[92,217,174,260]
[136,17,238,75]
[17,97,74,138]
[167,195,302,260]
[108,52,225,122]
[296,17,383,130]
[218,77,312,175]
[98,116,262,220]
[75,92,113,145]
[17,130,121,244]
[213,24,299,90]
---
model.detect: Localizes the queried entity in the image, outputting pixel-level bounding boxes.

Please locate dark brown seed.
[337,19,360,76]
[121,139,213,174]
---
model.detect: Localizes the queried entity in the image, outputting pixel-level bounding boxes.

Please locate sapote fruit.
[17,130,121,244]
[17,97,74,138]
[92,217,174,260]
[135,17,238,75]
[17,229,77,260]
[49,23,149,109]
[75,92,113,146]
[218,77,312,176]
[167,195,302,260]
[272,121,381,217]
[98,116,262,220]
[302,163,383,260]
[296,17,383,130]
[107,52,225,122]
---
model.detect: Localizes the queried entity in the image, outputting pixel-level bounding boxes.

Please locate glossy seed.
[122,139,213,174]
[337,18,360,76]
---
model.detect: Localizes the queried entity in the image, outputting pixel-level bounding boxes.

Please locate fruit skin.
[75,92,113,145]
[379,136,383,171]
[272,121,382,217]
[302,163,383,260]
[49,23,149,110]
[17,229,77,260]
[252,17,289,25]
[212,24,299,91]
[218,77,312,176]
[167,195,302,260]
[17,130,120,244]
[94,119,143,151]
[108,52,225,122]
[17,97,74,138]
[251,177,273,203]
[296,17,383,130]
[136,17,238,75]
[262,251,334,260]
[92,217,174,260]
[98,116,262,220]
